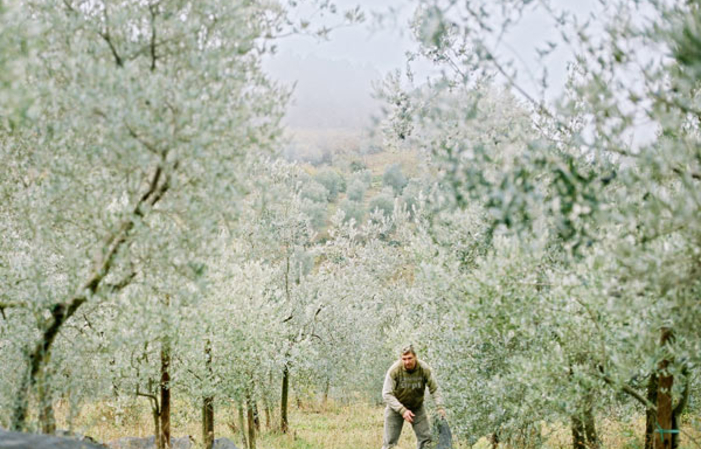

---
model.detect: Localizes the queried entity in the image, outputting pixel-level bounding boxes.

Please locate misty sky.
[264,0,600,130]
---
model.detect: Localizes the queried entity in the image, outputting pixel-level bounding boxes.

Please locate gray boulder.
[107,436,193,449]
[0,428,106,449]
[211,438,238,449]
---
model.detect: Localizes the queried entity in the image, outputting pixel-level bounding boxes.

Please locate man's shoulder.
[387,360,403,376]
[417,359,433,375]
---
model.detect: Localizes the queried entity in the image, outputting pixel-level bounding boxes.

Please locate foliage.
[345,179,367,202]
[1,1,700,447]
[301,180,330,204]
[314,169,346,202]
[382,163,409,195]
[338,199,365,225]
[368,190,396,220]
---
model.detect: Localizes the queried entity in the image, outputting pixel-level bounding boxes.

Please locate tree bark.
[203,396,214,449]
[159,342,171,449]
[37,373,56,435]
[645,373,659,449]
[281,365,289,433]
[253,399,260,432]
[263,399,271,431]
[572,400,598,449]
[152,402,161,448]
[653,328,675,449]
[322,377,330,408]
[572,414,586,449]
[202,340,214,449]
[238,403,247,448]
[247,395,256,449]
[583,404,599,449]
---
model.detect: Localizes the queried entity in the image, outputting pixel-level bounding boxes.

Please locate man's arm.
[382,371,407,415]
[426,367,446,414]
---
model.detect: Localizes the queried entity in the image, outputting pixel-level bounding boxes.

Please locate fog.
[263,0,613,160]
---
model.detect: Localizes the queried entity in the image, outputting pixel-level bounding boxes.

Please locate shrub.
[301,181,330,204]
[346,179,367,202]
[350,169,373,189]
[339,199,366,225]
[314,169,346,201]
[382,164,408,194]
[350,160,368,172]
[368,191,395,219]
[301,199,327,230]
[400,180,423,217]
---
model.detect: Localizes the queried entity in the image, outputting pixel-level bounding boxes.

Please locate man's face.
[401,352,417,371]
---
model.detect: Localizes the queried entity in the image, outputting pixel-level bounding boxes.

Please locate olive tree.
[0,0,288,433]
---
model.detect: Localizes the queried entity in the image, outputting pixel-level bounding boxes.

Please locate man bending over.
[381,344,446,449]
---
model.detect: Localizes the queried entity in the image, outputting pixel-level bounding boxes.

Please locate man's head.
[401,344,417,371]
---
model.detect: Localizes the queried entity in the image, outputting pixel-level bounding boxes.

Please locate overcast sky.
[264,0,600,130]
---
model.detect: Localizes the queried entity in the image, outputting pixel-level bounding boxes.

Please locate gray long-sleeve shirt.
[382,359,445,415]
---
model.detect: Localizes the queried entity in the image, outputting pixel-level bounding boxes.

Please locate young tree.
[0,0,288,432]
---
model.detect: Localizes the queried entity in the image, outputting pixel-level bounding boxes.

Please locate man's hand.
[437,408,447,419]
[402,410,415,423]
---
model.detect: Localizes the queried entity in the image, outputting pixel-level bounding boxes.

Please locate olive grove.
[1,0,700,449]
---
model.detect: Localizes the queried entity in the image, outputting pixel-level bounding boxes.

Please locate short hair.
[401,344,416,356]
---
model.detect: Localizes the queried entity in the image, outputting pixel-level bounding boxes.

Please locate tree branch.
[148,2,159,72]
[104,270,138,293]
[596,368,657,411]
[136,385,160,415]
[98,1,124,68]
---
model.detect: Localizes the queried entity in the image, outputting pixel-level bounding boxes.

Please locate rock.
[171,436,194,449]
[55,430,102,445]
[211,437,239,449]
[107,435,193,449]
[106,436,155,449]
[0,428,107,449]
[435,418,453,449]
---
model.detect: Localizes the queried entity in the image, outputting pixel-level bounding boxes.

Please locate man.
[381,344,446,449]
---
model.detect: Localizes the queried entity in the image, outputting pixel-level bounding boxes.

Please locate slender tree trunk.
[10,365,31,431]
[490,432,499,449]
[654,328,674,449]
[202,340,214,449]
[253,400,260,432]
[322,377,330,408]
[583,405,599,449]
[247,394,256,449]
[37,368,56,434]
[152,403,161,448]
[645,372,659,449]
[160,342,171,449]
[281,365,289,433]
[572,399,598,449]
[572,414,586,449]
[238,403,247,448]
[203,396,214,449]
[263,398,271,431]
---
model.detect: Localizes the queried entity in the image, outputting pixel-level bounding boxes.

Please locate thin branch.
[596,368,656,411]
[0,300,24,310]
[103,270,138,293]
[672,167,701,181]
[136,385,160,415]
[98,1,124,68]
[125,124,160,155]
[148,2,159,71]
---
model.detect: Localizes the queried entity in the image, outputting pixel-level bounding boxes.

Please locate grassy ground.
[62,399,458,449]
[58,399,700,449]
